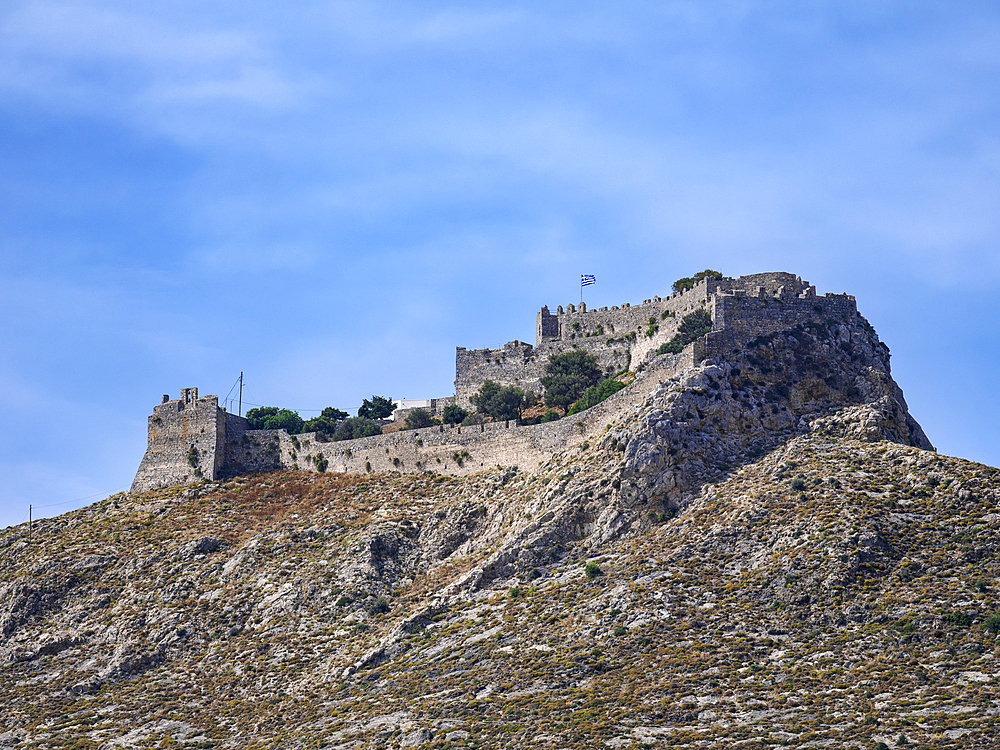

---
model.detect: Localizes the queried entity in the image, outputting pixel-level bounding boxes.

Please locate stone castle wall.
[131,271,859,493]
[454,272,811,407]
[130,388,227,493]
[246,347,698,480]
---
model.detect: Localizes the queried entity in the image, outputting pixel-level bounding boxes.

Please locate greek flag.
[581,274,596,287]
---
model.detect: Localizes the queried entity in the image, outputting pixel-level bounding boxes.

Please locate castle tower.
[130,389,227,493]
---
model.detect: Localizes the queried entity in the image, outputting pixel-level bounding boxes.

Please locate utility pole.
[28,504,31,547]
[238,372,243,417]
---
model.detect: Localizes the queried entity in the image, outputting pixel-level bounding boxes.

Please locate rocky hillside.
[1,321,998,750]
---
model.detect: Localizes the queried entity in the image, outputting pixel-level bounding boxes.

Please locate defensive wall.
[131,388,228,493]
[453,272,812,407]
[130,271,859,493]
[132,346,699,493]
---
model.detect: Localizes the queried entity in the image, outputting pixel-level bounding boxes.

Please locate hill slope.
[1,323,998,750]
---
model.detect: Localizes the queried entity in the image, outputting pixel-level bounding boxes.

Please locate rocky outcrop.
[7,301,997,750]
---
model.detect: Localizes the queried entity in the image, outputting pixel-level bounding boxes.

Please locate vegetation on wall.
[540,350,602,409]
[657,309,713,355]
[470,380,532,422]
[567,378,626,416]
[671,268,722,293]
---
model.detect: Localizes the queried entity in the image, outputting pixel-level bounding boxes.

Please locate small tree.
[303,406,349,437]
[540,350,602,409]
[441,403,468,425]
[358,395,395,420]
[404,408,436,430]
[334,417,382,441]
[246,406,304,434]
[671,269,722,293]
[471,380,529,422]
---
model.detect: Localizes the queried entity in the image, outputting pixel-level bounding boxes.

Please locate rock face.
[3,305,998,750]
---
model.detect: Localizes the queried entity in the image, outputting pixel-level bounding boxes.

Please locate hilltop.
[1,279,998,749]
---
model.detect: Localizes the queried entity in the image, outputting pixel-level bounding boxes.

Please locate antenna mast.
[238,372,243,417]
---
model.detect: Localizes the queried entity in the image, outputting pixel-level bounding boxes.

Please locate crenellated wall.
[455,272,812,406]
[131,271,863,493]
[130,388,228,493]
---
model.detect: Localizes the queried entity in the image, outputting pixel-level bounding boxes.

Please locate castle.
[131,272,858,493]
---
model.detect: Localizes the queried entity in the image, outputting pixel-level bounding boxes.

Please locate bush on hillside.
[567,378,626,416]
[333,417,382,441]
[540,350,602,409]
[657,309,713,355]
[441,404,468,425]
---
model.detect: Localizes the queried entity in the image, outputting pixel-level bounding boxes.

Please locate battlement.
[132,271,864,493]
[132,389,233,493]
[455,271,830,408]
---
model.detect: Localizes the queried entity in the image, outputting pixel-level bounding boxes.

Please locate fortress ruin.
[131,272,858,493]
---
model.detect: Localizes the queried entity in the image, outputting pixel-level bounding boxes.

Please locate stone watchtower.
[130,388,229,493]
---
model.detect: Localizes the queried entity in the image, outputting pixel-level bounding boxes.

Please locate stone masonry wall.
[131,271,853,493]
[130,389,227,493]
[706,287,858,353]
[247,347,698,480]
[455,272,810,407]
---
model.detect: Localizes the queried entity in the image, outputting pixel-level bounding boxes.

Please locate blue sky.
[2,1,998,528]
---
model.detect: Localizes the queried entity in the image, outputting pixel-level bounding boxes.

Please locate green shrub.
[656,309,713,355]
[984,611,1000,634]
[367,597,390,616]
[357,396,395,420]
[246,406,305,434]
[613,625,627,637]
[404,408,436,430]
[471,380,531,422]
[671,269,722,293]
[316,456,328,472]
[584,561,603,579]
[946,611,973,627]
[461,411,486,426]
[789,477,807,492]
[441,403,469,425]
[567,378,626,416]
[541,350,602,409]
[302,407,349,437]
[333,417,382,441]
